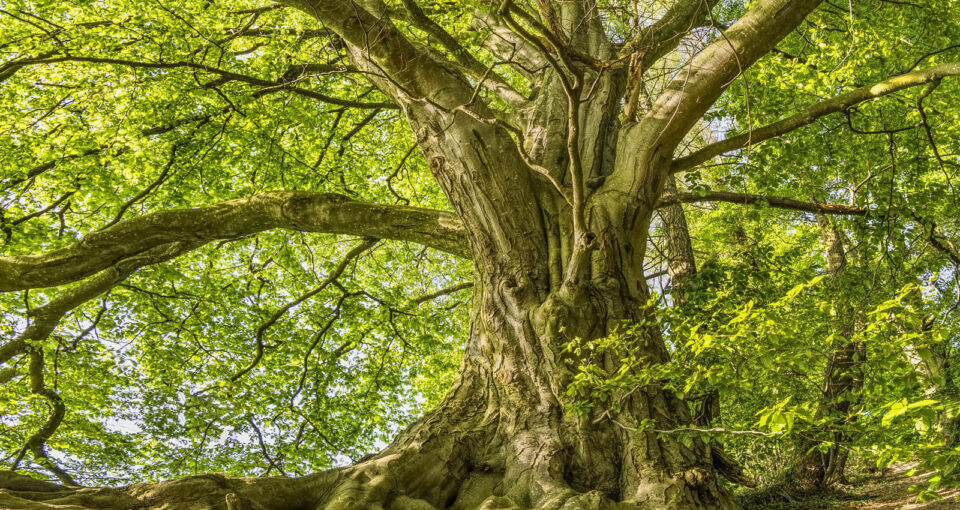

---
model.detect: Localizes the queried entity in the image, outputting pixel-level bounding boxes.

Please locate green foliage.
[0,0,472,483]
[656,0,960,494]
[561,299,659,416]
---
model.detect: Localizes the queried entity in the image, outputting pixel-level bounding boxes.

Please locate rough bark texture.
[908,334,960,447]
[659,176,715,428]
[661,176,698,304]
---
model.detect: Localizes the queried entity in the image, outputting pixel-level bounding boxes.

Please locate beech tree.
[1,0,959,509]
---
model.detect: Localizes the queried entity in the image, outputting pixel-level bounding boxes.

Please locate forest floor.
[741,464,960,509]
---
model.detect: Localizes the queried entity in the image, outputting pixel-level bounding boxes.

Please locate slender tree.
[790,214,863,487]
[658,174,756,489]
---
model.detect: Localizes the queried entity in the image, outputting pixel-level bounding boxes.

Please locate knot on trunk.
[429,156,445,175]
[226,492,267,510]
[683,467,713,489]
[225,493,243,510]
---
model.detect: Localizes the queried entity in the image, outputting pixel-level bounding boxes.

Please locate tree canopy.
[1,0,960,508]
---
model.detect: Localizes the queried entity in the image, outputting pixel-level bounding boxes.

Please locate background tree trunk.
[660,175,717,426]
[792,214,864,488]
[660,174,753,489]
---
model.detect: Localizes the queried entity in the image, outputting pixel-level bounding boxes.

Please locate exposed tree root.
[3,285,741,510]
[2,455,735,510]
[0,467,347,510]
[2,405,738,510]
[3,295,743,510]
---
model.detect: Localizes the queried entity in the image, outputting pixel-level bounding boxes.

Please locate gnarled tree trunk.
[0,0,830,508]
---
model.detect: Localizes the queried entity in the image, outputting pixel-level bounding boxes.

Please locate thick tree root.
[0,468,335,510]
[2,455,735,510]
[2,407,739,510]
[2,364,739,510]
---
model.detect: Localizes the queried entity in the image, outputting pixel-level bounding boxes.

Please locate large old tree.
[1,0,959,509]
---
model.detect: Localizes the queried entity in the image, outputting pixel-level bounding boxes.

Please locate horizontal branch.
[226,27,329,39]
[673,62,960,171]
[0,192,470,292]
[0,241,201,366]
[657,191,868,216]
[410,281,473,304]
[3,56,395,109]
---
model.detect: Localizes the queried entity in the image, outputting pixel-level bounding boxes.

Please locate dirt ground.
[741,464,960,509]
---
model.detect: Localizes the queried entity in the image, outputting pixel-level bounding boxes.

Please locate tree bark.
[791,214,864,488]
[659,176,716,428]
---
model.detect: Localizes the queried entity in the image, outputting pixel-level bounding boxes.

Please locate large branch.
[657,191,868,216]
[0,192,469,292]
[284,1,553,277]
[673,62,960,171]
[605,0,822,201]
[639,0,823,151]
[283,0,473,108]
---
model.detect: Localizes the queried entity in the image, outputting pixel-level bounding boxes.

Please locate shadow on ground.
[741,464,959,510]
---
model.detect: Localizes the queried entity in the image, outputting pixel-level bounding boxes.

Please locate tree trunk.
[905,317,959,447]
[1,126,736,510]
[1,0,828,506]
[2,222,737,510]
[659,175,753,489]
[792,214,864,488]
[660,175,717,426]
